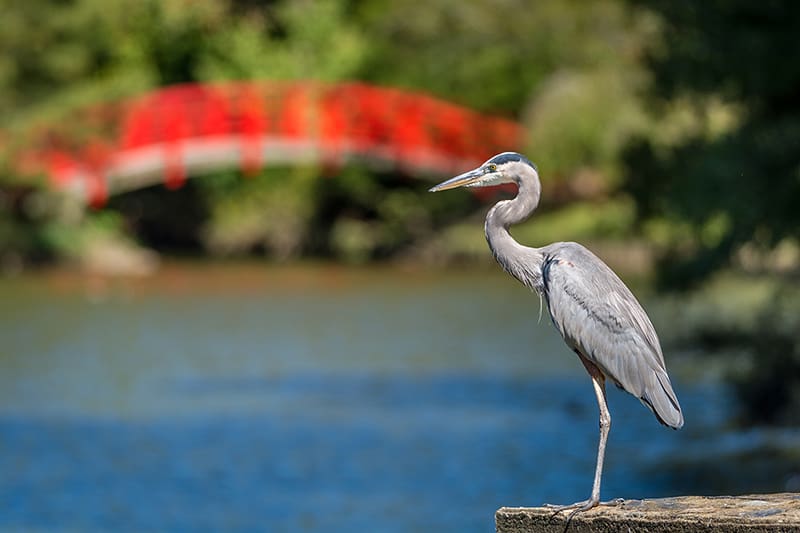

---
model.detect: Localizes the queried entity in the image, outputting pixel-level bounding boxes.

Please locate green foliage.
[628,2,800,427]
[199,0,367,81]
[307,165,477,262]
[200,167,319,259]
[623,0,800,288]
[357,0,652,114]
[669,280,800,426]
[0,199,50,267]
[0,0,246,125]
[514,196,637,243]
[356,0,662,189]
[0,0,366,137]
[524,68,650,183]
[730,298,800,426]
[40,210,120,257]
[422,196,638,262]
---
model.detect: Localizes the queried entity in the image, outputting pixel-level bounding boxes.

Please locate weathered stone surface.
[496,493,800,533]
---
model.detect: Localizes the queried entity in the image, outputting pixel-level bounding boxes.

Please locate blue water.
[0,264,792,532]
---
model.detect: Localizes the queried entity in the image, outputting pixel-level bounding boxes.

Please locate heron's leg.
[586,370,610,506]
[545,355,615,516]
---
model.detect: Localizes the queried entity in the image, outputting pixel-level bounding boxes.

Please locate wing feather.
[541,242,683,429]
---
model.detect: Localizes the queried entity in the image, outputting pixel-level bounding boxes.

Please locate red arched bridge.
[17,81,524,206]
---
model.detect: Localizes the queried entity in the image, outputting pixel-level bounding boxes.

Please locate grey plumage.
[430,151,683,516]
[540,243,683,429]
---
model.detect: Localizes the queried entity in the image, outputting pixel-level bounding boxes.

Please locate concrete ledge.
[496,493,800,532]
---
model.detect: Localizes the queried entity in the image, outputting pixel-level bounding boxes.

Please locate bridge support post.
[496,493,800,532]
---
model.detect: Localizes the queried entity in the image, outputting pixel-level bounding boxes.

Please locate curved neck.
[484,173,545,291]
[485,175,541,230]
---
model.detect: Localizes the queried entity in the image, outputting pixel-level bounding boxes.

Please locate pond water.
[0,263,794,532]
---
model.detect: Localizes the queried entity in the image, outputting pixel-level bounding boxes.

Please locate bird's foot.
[544,498,597,516]
[544,498,625,528]
[544,497,624,512]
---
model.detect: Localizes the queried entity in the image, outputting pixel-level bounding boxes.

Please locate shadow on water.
[0,263,796,532]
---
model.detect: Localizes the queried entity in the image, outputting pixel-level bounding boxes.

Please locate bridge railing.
[17,81,524,206]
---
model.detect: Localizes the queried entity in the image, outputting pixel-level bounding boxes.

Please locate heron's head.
[428,152,538,192]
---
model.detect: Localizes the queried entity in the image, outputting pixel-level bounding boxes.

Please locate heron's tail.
[640,368,684,429]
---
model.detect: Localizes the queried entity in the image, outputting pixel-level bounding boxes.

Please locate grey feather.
[540,243,683,429]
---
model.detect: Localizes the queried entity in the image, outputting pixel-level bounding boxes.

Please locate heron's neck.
[484,178,545,292]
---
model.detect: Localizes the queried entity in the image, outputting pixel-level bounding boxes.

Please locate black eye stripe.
[486,152,538,173]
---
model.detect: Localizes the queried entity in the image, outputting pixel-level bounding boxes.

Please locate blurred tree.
[201,0,367,80]
[0,0,220,128]
[358,0,643,112]
[623,1,800,288]
[0,0,367,131]
[0,0,668,265]
[357,0,657,191]
[678,286,800,426]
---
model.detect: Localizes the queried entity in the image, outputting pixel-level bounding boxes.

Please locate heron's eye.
[487,164,497,172]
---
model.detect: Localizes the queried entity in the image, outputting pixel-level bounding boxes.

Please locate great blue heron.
[429,152,683,517]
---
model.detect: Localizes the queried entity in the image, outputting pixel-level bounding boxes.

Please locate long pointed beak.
[428,168,483,192]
